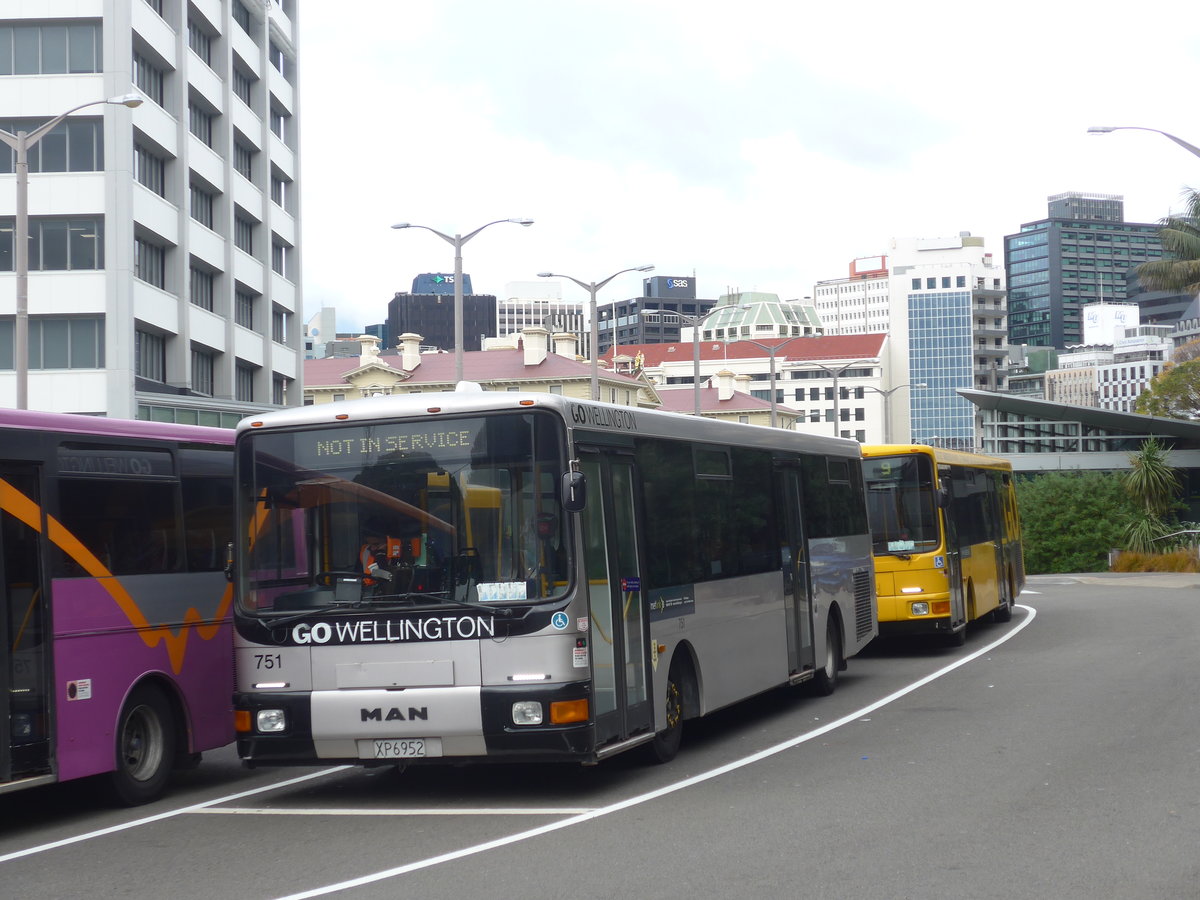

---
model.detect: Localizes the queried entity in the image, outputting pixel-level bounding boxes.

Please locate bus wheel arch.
[107,678,179,806]
[811,607,844,696]
[647,646,697,764]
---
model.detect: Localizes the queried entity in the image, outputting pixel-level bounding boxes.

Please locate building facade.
[1004,192,1164,349]
[888,234,1009,450]
[811,256,892,334]
[0,0,302,423]
[595,275,716,356]
[387,272,496,354]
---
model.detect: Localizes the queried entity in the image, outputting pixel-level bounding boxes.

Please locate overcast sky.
[298,1,1200,334]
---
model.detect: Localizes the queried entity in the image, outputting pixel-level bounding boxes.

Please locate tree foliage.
[1133,358,1200,419]
[1120,438,1186,553]
[1137,186,1200,296]
[1015,471,1136,574]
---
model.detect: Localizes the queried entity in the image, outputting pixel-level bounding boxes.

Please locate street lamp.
[861,383,926,444]
[790,359,879,438]
[727,336,810,428]
[392,218,534,384]
[1087,125,1200,160]
[640,308,704,416]
[537,265,653,402]
[0,93,143,410]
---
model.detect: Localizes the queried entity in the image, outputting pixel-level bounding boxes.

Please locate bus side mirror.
[936,486,951,509]
[224,541,235,582]
[562,471,586,512]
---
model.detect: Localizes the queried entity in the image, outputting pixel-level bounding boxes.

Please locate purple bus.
[0,409,235,804]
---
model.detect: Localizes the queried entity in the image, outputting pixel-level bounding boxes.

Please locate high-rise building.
[0,1,302,423]
[812,256,892,334]
[595,276,716,356]
[888,234,1009,450]
[387,274,496,353]
[497,281,583,352]
[1004,192,1164,349]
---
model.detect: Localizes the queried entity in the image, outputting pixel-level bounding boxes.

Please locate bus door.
[578,450,652,749]
[938,465,967,632]
[0,466,50,785]
[776,464,815,676]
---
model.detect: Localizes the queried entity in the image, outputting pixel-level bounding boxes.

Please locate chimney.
[716,368,735,401]
[734,373,753,395]
[358,334,381,365]
[522,326,549,366]
[553,332,578,358]
[399,332,422,371]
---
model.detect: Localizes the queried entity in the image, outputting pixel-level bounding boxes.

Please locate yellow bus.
[862,444,1024,643]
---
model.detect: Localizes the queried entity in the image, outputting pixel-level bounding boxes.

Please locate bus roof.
[861,443,1012,470]
[0,408,234,445]
[238,389,864,458]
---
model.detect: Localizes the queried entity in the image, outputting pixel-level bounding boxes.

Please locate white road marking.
[193,806,594,816]
[273,605,1038,900]
[0,767,350,864]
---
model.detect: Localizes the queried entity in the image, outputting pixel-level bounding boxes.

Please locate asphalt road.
[2,573,1198,899]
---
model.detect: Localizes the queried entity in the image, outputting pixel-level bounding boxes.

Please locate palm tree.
[1137,187,1200,295]
[1121,437,1182,553]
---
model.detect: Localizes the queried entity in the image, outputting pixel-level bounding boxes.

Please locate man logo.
[361,707,429,722]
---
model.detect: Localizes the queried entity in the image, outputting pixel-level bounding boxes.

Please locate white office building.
[497,281,584,353]
[0,0,301,423]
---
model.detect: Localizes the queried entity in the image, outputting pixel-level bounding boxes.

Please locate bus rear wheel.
[992,576,1015,623]
[108,685,175,806]
[810,619,842,696]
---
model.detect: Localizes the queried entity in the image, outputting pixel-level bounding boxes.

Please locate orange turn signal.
[234,709,252,733]
[550,699,589,724]
[931,601,951,616]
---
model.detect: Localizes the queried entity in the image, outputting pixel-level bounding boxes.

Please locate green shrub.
[1016,471,1137,574]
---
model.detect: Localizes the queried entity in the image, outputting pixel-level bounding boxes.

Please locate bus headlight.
[910,602,930,616]
[257,709,287,733]
[512,701,544,726]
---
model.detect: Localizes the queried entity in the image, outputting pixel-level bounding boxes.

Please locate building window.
[271,239,289,277]
[189,183,214,228]
[268,41,287,75]
[134,237,166,288]
[0,315,105,369]
[191,347,215,396]
[189,266,214,310]
[0,217,103,271]
[234,215,254,254]
[189,103,214,147]
[233,67,254,107]
[235,363,255,402]
[956,275,967,288]
[941,277,951,288]
[187,19,212,66]
[271,307,288,344]
[132,52,165,106]
[911,278,920,290]
[133,142,166,196]
[269,106,288,141]
[233,1,252,34]
[0,117,103,174]
[925,278,936,289]
[272,374,287,406]
[234,141,254,180]
[235,289,255,328]
[0,22,101,75]
[270,173,288,208]
[136,329,166,382]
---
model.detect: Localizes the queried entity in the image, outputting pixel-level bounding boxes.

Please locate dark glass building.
[1005,192,1164,348]
[387,273,495,353]
[595,276,716,355]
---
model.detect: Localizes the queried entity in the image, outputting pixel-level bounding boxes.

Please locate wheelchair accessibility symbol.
[551,611,569,630]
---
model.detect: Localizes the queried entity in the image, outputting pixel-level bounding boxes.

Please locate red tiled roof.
[657,386,788,415]
[614,333,887,368]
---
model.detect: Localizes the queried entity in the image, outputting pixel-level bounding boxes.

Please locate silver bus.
[231,390,876,767]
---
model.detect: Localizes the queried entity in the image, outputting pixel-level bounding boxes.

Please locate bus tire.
[108,685,176,806]
[811,619,842,696]
[647,664,685,764]
[992,576,1014,623]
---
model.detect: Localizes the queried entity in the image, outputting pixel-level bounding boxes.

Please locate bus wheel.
[647,667,684,764]
[992,577,1014,623]
[811,620,842,696]
[108,685,175,806]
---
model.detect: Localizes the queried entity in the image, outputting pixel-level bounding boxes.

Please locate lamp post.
[1087,125,1200,160]
[392,218,534,384]
[537,265,653,402]
[0,93,143,410]
[861,383,925,444]
[790,359,879,438]
[727,336,810,428]
[640,308,705,416]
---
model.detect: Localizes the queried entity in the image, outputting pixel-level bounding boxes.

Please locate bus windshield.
[862,453,940,555]
[237,411,570,616]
